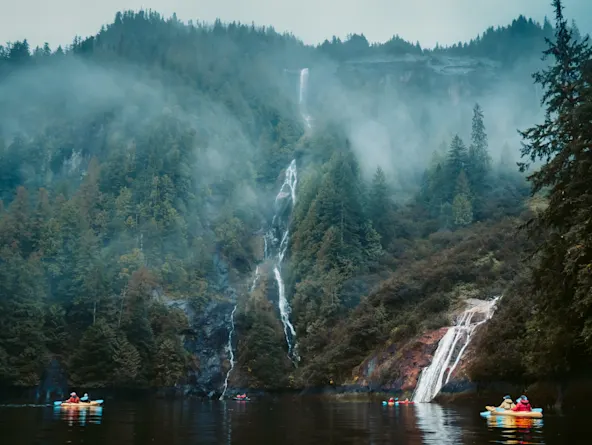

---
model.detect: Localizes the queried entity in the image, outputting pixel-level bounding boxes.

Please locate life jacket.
[512,400,532,412]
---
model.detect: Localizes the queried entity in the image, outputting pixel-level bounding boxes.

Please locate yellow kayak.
[60,401,103,408]
[485,406,543,418]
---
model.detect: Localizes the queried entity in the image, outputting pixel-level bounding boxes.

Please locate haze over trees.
[0,3,589,391]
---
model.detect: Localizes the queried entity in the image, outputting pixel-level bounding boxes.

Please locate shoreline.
[4,378,592,410]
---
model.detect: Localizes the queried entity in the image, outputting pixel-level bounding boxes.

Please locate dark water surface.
[0,397,586,444]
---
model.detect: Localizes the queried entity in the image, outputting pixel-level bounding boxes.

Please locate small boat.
[233,395,250,401]
[54,400,104,408]
[381,400,414,406]
[481,406,543,418]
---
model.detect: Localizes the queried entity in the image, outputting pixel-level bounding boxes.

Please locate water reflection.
[415,403,463,444]
[53,405,103,426]
[2,397,588,445]
[485,415,545,444]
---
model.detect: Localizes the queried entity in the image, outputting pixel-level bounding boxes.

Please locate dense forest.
[0,1,590,395]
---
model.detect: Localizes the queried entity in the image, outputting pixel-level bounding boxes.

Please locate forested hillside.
[0,4,589,395]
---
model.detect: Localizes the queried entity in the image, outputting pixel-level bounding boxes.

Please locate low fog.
[0,14,552,216]
[302,53,545,184]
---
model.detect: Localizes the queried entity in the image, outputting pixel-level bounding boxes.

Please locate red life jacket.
[512,400,532,412]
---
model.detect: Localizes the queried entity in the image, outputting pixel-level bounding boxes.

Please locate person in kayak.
[512,396,532,412]
[498,395,516,410]
[66,392,80,403]
[80,393,90,403]
[388,397,396,403]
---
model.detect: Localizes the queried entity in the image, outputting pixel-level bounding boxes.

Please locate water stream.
[265,160,300,364]
[219,304,237,399]
[413,297,500,403]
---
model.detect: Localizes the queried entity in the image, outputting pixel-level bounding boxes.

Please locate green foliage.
[0,7,577,391]
[368,166,397,248]
[452,171,474,226]
[472,0,592,382]
[0,11,310,386]
[515,0,592,377]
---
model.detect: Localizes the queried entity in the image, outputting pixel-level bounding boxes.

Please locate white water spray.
[413,297,500,403]
[299,68,312,129]
[219,304,237,399]
[265,160,300,364]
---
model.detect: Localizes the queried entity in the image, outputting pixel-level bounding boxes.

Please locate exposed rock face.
[168,252,238,397]
[351,327,448,394]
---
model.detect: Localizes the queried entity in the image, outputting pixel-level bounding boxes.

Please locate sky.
[1,0,592,50]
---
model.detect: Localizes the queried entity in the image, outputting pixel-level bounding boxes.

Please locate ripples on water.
[0,397,587,444]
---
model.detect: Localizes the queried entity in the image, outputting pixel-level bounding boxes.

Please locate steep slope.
[0,10,566,396]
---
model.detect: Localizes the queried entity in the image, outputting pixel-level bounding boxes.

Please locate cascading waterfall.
[413,297,500,403]
[250,265,260,292]
[219,304,237,399]
[299,68,312,129]
[265,159,300,364]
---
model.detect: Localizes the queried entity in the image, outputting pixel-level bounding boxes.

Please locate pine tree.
[519,0,592,373]
[367,166,396,248]
[452,170,473,226]
[468,103,491,193]
[446,135,468,200]
[112,335,141,385]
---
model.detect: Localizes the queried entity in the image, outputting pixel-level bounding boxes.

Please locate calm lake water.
[0,396,587,444]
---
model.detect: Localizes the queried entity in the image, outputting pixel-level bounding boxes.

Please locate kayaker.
[66,392,80,403]
[512,396,532,412]
[80,393,90,403]
[498,395,516,410]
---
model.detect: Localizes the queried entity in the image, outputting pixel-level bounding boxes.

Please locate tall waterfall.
[299,68,312,129]
[265,159,300,364]
[219,304,237,399]
[413,297,500,403]
[219,265,263,399]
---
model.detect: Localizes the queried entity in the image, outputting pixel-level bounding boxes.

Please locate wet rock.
[351,327,448,394]
[167,254,238,397]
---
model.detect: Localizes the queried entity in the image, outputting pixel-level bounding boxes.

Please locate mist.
[301,52,545,185]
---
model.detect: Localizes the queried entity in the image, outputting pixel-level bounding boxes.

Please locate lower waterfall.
[413,297,500,403]
[219,304,237,400]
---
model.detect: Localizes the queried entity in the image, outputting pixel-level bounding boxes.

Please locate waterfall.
[265,159,300,364]
[413,297,500,403]
[219,304,237,400]
[250,265,260,292]
[299,68,312,129]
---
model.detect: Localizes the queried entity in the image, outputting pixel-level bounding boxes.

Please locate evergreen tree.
[452,170,473,226]
[367,166,396,248]
[446,135,469,200]
[518,0,592,374]
[468,103,491,193]
[112,335,141,386]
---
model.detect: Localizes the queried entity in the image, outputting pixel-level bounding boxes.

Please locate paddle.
[53,401,63,406]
